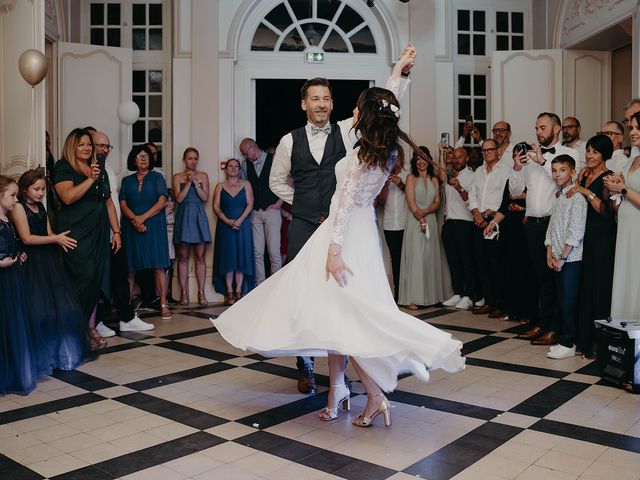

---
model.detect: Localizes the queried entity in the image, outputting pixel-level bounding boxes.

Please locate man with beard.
[562,117,586,171]
[491,121,513,166]
[270,46,416,394]
[509,113,578,345]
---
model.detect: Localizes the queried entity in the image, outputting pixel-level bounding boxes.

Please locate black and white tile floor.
[1,304,639,480]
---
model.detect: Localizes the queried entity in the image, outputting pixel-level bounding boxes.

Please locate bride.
[213,48,464,428]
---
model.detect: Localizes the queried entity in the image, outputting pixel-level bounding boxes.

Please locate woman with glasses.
[119,145,171,320]
[53,128,121,349]
[212,158,255,305]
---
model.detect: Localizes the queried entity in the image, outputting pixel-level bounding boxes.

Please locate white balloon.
[18,49,48,86]
[117,101,140,125]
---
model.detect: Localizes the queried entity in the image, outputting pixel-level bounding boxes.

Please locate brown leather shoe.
[297,368,316,394]
[488,309,505,319]
[516,325,544,340]
[472,305,493,315]
[531,331,558,345]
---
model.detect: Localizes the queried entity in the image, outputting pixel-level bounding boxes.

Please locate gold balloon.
[18,49,48,86]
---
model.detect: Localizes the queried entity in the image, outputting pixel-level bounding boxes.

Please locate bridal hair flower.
[379,99,401,118]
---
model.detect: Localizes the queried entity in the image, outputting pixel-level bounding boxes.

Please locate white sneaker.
[547,345,576,359]
[548,344,562,352]
[443,295,461,307]
[455,296,473,309]
[95,322,116,338]
[474,298,485,307]
[120,314,155,332]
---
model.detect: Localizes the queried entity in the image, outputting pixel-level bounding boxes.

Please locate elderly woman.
[119,145,171,320]
[53,128,121,349]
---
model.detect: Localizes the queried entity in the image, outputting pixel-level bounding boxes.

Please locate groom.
[269,45,416,394]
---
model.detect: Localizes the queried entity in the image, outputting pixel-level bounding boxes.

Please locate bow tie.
[311,124,332,135]
[540,147,556,155]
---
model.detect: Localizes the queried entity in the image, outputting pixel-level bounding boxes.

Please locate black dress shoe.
[297,368,316,394]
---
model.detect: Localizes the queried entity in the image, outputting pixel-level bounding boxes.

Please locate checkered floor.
[1,303,639,480]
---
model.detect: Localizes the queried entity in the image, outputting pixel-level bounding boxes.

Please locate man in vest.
[240,138,283,285]
[269,44,415,394]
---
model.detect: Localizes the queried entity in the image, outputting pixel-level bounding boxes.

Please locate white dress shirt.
[509,142,579,218]
[468,161,510,214]
[606,149,629,173]
[382,169,409,231]
[565,139,586,172]
[498,143,513,167]
[444,167,474,221]
[269,77,409,204]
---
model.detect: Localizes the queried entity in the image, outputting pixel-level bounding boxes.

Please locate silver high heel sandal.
[352,392,391,427]
[318,384,351,421]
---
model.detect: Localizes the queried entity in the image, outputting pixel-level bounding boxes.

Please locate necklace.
[137,171,147,192]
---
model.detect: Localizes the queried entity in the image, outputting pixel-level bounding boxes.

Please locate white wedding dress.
[213,148,465,392]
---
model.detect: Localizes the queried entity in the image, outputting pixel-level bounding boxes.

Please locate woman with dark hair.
[569,134,616,358]
[605,112,640,319]
[398,146,448,309]
[53,128,121,349]
[119,144,171,320]
[213,49,464,428]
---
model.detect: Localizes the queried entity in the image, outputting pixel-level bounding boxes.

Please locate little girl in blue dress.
[11,169,91,369]
[0,175,49,395]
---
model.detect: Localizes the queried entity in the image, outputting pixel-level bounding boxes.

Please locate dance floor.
[1,303,639,480]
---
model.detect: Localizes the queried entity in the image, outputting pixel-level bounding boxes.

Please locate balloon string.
[28,86,35,168]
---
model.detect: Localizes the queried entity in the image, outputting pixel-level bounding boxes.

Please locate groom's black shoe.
[297,368,316,394]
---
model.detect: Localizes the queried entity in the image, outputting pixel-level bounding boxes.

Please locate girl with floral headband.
[213,47,464,429]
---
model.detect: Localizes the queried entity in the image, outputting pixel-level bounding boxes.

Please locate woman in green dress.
[53,128,122,349]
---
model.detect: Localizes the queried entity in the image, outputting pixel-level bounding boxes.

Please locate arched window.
[251,0,376,54]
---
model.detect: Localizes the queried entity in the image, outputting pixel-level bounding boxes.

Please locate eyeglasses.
[597,131,622,137]
[561,125,579,130]
[95,143,114,150]
[491,128,509,134]
[481,147,498,154]
[136,154,149,160]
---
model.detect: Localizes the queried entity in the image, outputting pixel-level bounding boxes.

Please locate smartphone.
[465,115,473,125]
[440,132,450,148]
[96,152,107,173]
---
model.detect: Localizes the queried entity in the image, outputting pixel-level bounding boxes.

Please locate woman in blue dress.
[120,145,171,320]
[11,169,92,370]
[172,147,212,305]
[212,158,255,304]
[0,176,50,395]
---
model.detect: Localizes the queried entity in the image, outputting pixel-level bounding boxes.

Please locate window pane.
[496,11,508,32]
[474,99,486,120]
[280,29,305,51]
[473,75,486,96]
[458,98,471,117]
[107,3,120,25]
[133,71,145,93]
[289,0,311,21]
[318,0,340,21]
[91,28,104,45]
[324,29,348,52]
[496,35,509,51]
[302,23,328,46]
[133,120,145,143]
[457,10,469,31]
[336,5,364,33]
[148,96,162,117]
[476,123,487,140]
[133,95,146,116]
[473,34,485,55]
[458,75,470,96]
[251,24,279,51]
[512,12,524,33]
[350,26,376,53]
[91,3,104,25]
[149,3,162,25]
[149,71,162,92]
[132,28,146,50]
[264,3,292,31]
[107,28,121,47]
[148,121,162,142]
[149,28,162,50]
[457,33,470,55]
[473,11,485,31]
[512,35,524,51]
[132,3,146,25]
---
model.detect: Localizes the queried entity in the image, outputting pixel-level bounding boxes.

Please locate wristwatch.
[587,192,596,201]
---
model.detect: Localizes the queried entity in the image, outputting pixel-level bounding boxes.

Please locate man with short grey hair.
[599,121,628,172]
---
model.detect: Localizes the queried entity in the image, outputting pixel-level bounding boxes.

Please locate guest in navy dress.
[120,145,171,320]
[172,147,212,306]
[212,158,255,305]
[11,169,91,370]
[0,176,49,395]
